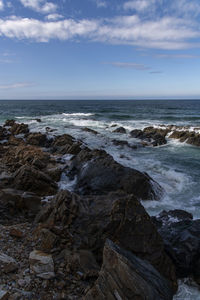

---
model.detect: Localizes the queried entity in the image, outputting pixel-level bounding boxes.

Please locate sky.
[0,0,200,99]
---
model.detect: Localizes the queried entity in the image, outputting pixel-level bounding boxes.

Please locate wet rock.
[0,252,18,274]
[29,250,55,279]
[0,126,9,141]
[130,127,168,146]
[13,165,57,196]
[82,128,99,135]
[85,239,173,300]
[69,149,162,200]
[113,127,126,134]
[152,210,200,282]
[35,118,41,123]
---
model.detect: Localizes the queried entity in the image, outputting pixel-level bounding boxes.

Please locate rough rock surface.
[29,250,55,279]
[152,210,200,283]
[0,253,18,274]
[85,239,173,300]
[36,190,177,291]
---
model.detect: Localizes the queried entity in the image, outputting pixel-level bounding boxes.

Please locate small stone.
[0,253,18,274]
[29,250,55,279]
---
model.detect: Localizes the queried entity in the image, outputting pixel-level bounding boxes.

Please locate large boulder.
[68,149,163,200]
[35,190,177,291]
[85,239,173,300]
[152,210,200,283]
[13,165,57,196]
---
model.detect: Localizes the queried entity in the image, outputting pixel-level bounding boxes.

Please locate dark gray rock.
[85,239,173,300]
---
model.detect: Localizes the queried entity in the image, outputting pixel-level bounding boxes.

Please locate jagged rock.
[130,127,167,146]
[82,128,99,135]
[26,132,48,147]
[1,144,52,172]
[0,188,41,214]
[113,127,126,133]
[0,253,18,274]
[85,239,173,300]
[69,148,162,200]
[36,190,177,291]
[51,134,82,155]
[29,250,55,279]
[0,126,9,141]
[152,210,200,283]
[34,228,58,251]
[9,122,29,135]
[4,119,16,127]
[13,165,57,196]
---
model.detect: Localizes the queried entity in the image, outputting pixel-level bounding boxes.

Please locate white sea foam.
[62,113,94,117]
[58,173,77,192]
[174,279,200,300]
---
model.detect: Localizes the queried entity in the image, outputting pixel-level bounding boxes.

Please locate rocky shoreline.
[0,120,199,299]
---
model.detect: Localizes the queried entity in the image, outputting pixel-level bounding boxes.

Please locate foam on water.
[174,279,200,300]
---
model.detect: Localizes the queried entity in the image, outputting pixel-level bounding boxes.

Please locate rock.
[35,228,58,251]
[1,144,51,172]
[130,127,167,146]
[112,139,129,147]
[51,134,81,155]
[36,191,177,291]
[113,127,126,134]
[4,119,16,127]
[35,118,42,122]
[152,210,200,282]
[0,126,9,141]
[9,228,23,238]
[69,149,162,200]
[85,239,173,300]
[13,165,57,196]
[57,249,100,278]
[29,250,55,279]
[82,128,99,135]
[0,290,9,300]
[0,252,18,274]
[26,132,48,147]
[9,122,29,135]
[0,188,41,214]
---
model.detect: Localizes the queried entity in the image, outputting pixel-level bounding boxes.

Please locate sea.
[0,99,200,299]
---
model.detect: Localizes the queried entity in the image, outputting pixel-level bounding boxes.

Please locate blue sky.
[0,0,200,99]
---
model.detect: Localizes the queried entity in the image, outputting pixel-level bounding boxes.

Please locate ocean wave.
[62,113,94,117]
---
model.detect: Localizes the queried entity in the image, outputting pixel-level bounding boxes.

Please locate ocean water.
[0,99,200,298]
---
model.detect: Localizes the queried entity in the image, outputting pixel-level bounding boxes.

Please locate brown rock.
[9,228,23,238]
[13,165,57,196]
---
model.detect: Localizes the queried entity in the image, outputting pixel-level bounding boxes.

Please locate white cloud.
[106,62,150,70]
[45,14,63,21]
[19,0,57,14]
[0,82,34,89]
[96,0,107,8]
[0,14,199,49]
[0,0,4,10]
[123,0,153,12]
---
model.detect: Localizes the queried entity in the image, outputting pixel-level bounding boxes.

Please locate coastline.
[0,119,199,299]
